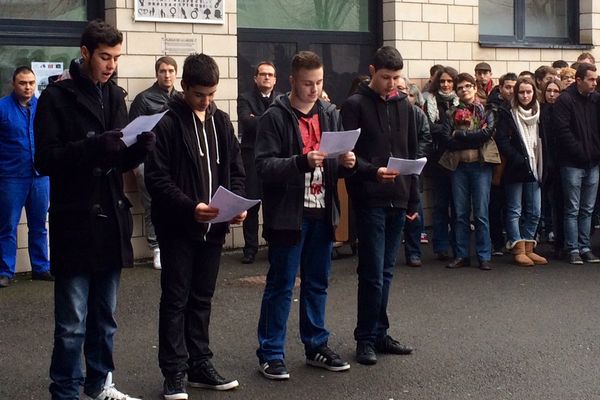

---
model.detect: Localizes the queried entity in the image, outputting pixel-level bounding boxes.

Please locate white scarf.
[425,90,459,123]
[511,102,542,181]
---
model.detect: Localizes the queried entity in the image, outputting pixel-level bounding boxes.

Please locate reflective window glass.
[0,0,87,21]
[525,0,568,38]
[479,0,514,36]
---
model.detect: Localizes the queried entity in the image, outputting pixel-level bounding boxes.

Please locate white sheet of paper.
[386,157,427,175]
[319,128,361,158]
[121,111,168,146]
[208,186,261,224]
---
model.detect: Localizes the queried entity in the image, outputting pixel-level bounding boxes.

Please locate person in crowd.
[422,64,444,100]
[552,60,569,73]
[486,72,518,256]
[397,77,431,267]
[439,72,500,271]
[34,20,152,400]
[129,56,179,270]
[495,76,547,266]
[540,78,564,259]
[560,67,576,88]
[341,46,417,365]
[553,63,600,264]
[577,52,596,65]
[347,74,370,97]
[424,66,459,261]
[519,71,535,80]
[145,53,246,399]
[0,66,52,288]
[534,66,558,94]
[254,51,354,380]
[474,62,494,104]
[237,61,280,264]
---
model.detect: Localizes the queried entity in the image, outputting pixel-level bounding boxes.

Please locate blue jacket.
[0,92,38,177]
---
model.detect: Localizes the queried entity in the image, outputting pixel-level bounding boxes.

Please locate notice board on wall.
[135,0,224,24]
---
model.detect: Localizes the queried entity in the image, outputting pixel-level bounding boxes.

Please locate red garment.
[298,113,321,154]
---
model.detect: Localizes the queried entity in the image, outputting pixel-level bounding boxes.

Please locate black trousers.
[158,235,222,376]
[241,147,262,256]
[489,184,505,250]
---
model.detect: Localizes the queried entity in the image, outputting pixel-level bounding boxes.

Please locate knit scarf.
[426,90,459,124]
[511,102,542,180]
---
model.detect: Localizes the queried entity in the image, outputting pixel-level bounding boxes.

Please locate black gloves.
[95,130,125,155]
[136,131,156,153]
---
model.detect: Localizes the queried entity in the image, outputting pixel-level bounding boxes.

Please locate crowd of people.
[2,16,600,400]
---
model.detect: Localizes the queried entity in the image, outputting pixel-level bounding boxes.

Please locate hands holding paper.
[194,203,248,224]
[377,167,399,183]
[308,151,356,169]
[339,151,356,168]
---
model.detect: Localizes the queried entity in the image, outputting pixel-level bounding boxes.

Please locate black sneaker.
[355,341,377,365]
[375,335,413,355]
[260,359,290,380]
[0,276,11,288]
[163,372,188,400]
[188,360,238,391]
[32,271,54,281]
[306,345,350,372]
[569,253,584,265]
[581,251,600,263]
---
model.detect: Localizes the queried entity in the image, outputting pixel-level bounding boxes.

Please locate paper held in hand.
[121,110,168,147]
[208,186,261,224]
[319,128,361,158]
[386,157,427,175]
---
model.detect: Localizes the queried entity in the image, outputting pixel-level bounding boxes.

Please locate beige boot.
[511,241,534,267]
[525,241,548,265]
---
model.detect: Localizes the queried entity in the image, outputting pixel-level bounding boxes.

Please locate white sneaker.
[86,372,140,400]
[153,248,161,270]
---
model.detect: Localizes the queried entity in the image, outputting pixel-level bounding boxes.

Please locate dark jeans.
[158,235,222,376]
[404,198,424,261]
[134,164,158,249]
[257,218,333,362]
[354,207,405,344]
[241,147,262,256]
[489,184,506,250]
[49,269,121,400]
[431,175,456,256]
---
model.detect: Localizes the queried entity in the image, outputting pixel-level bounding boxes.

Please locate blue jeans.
[354,207,405,343]
[0,176,50,277]
[505,181,541,244]
[561,166,599,254]
[452,163,492,261]
[257,218,333,362]
[49,269,121,400]
[431,175,455,255]
[404,198,424,261]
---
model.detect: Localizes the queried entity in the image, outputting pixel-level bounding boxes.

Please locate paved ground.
[2,241,600,400]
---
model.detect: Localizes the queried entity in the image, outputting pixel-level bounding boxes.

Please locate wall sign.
[135,0,224,24]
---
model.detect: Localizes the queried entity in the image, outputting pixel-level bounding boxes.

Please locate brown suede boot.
[525,241,548,265]
[512,241,534,267]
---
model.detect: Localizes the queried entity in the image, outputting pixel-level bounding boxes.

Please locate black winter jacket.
[34,59,148,275]
[552,84,600,169]
[341,83,418,212]
[237,86,281,149]
[128,82,179,120]
[423,92,455,177]
[255,95,353,245]
[145,94,245,244]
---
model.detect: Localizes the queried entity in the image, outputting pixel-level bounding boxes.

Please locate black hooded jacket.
[144,94,245,244]
[340,82,418,212]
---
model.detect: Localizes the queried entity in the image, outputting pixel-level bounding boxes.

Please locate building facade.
[3,0,600,271]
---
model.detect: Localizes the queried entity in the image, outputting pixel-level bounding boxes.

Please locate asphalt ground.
[2,240,600,400]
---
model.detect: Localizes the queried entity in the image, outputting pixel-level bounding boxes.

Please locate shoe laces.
[168,372,186,389]
[96,373,136,400]
[199,360,224,381]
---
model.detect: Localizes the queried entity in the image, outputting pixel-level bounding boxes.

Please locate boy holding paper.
[144,53,246,399]
[340,46,418,365]
[254,51,356,380]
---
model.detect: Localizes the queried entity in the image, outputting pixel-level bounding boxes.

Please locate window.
[479,0,579,47]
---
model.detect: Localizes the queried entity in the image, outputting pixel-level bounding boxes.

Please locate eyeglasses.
[456,83,474,91]
[258,72,275,78]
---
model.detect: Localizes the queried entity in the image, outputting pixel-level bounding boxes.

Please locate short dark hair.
[519,70,534,79]
[577,52,596,64]
[372,46,403,71]
[291,51,322,77]
[12,66,35,82]
[155,56,177,75]
[254,61,276,77]
[455,72,476,87]
[511,76,537,109]
[534,65,557,85]
[552,60,569,69]
[80,19,123,56]
[576,63,597,80]
[429,66,458,94]
[429,64,444,77]
[499,73,518,86]
[182,53,219,87]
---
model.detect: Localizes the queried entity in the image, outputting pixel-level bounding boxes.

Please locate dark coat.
[423,92,456,176]
[128,81,179,120]
[552,84,600,169]
[34,59,148,275]
[341,83,419,212]
[144,94,245,244]
[495,106,538,184]
[255,94,353,245]
[539,102,557,182]
[237,86,281,149]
